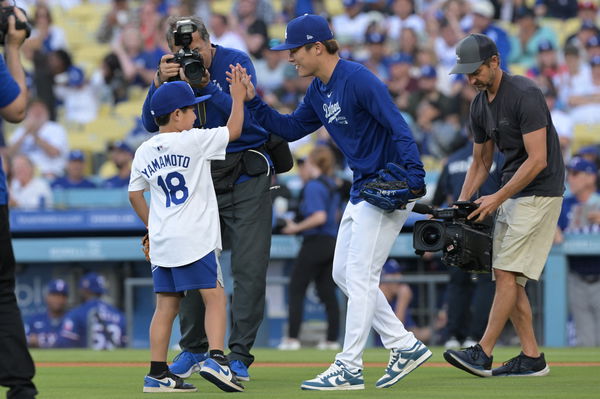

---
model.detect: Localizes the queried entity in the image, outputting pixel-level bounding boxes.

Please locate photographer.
[0,5,38,398]
[444,34,564,377]
[140,16,275,381]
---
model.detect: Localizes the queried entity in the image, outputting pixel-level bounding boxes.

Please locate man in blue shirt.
[25,279,69,348]
[140,16,274,381]
[0,5,38,399]
[236,14,430,390]
[51,150,97,189]
[102,141,134,189]
[56,272,126,349]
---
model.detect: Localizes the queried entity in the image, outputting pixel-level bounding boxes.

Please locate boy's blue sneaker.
[229,360,250,381]
[169,351,208,378]
[375,340,432,388]
[143,371,197,393]
[444,344,493,377]
[199,358,245,392]
[301,360,364,391]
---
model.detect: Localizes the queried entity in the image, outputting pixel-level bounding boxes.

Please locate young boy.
[129,72,246,393]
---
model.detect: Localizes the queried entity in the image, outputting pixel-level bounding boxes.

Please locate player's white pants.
[333,200,417,371]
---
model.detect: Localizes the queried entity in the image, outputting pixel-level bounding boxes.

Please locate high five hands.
[226,64,256,101]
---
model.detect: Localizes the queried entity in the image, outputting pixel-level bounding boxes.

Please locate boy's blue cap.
[150,81,212,117]
[80,272,106,295]
[68,149,85,161]
[271,14,333,51]
[420,65,437,78]
[47,279,69,295]
[568,157,598,174]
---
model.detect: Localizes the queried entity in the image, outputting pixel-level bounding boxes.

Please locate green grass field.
[4,347,599,398]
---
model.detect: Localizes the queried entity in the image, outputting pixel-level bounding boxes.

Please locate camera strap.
[196,102,207,127]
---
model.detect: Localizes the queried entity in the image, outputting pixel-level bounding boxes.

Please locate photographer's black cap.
[449,34,498,74]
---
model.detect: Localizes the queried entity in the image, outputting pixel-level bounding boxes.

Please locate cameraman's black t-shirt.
[469,73,564,198]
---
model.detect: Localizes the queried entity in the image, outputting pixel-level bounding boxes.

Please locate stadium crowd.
[2,0,600,349]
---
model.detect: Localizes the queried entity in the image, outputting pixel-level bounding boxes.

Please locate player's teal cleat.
[229,360,250,381]
[143,371,197,393]
[375,340,432,388]
[169,351,208,378]
[199,358,245,392]
[301,360,364,390]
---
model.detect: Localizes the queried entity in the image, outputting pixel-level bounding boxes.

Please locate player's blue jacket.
[24,312,64,348]
[141,45,269,153]
[246,59,425,203]
[0,55,21,205]
[56,299,126,349]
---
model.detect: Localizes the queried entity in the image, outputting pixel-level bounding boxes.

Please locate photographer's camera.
[0,6,31,45]
[167,20,206,86]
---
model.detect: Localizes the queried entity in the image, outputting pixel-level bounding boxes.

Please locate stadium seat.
[572,124,600,155]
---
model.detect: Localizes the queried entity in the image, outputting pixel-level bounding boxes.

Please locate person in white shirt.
[210,14,248,54]
[332,0,371,45]
[7,100,68,179]
[129,75,246,393]
[568,56,600,125]
[9,154,53,210]
[386,0,425,41]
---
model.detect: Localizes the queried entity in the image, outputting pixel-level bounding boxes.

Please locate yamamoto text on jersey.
[141,154,191,178]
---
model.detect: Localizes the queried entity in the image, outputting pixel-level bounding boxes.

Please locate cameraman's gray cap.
[450,34,498,74]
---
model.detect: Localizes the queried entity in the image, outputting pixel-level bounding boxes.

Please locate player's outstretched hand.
[226,64,255,101]
[229,66,246,102]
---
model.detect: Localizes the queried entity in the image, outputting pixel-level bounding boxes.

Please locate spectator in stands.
[51,150,97,189]
[363,25,390,81]
[332,0,370,46]
[277,146,341,351]
[556,157,600,346]
[386,0,425,41]
[0,7,38,396]
[534,0,579,19]
[565,20,599,54]
[586,34,600,61]
[468,0,511,72]
[253,40,287,95]
[526,40,561,89]
[387,53,418,101]
[102,140,134,188]
[210,13,248,53]
[272,64,308,111]
[24,279,69,348]
[554,44,592,110]
[509,7,558,70]
[575,145,600,169]
[90,53,129,105]
[56,272,127,349]
[233,0,270,59]
[434,17,462,94]
[97,0,136,44]
[8,154,53,209]
[543,84,574,161]
[577,1,599,25]
[397,26,419,59]
[568,55,600,124]
[378,259,432,344]
[22,3,68,61]
[7,99,68,179]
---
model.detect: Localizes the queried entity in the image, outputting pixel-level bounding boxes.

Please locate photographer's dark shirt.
[470,73,564,198]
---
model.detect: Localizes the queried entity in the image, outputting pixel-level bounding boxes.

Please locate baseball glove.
[360,180,412,211]
[141,233,150,262]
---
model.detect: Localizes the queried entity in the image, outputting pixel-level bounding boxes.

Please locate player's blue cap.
[150,81,212,118]
[47,279,69,295]
[537,39,554,52]
[567,157,598,174]
[68,149,85,162]
[80,272,106,295]
[271,14,333,51]
[420,65,437,78]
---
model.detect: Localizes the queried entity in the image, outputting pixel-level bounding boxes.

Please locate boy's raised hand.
[226,64,256,101]
[228,66,246,102]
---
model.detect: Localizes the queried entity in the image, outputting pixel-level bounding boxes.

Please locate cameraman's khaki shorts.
[492,196,563,287]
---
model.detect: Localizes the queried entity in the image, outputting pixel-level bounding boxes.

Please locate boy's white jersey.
[128,127,229,267]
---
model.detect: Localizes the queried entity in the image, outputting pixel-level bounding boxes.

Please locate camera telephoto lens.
[184,61,205,85]
[422,224,442,246]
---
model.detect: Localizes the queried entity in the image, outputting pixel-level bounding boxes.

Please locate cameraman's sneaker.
[143,371,197,393]
[375,340,432,388]
[492,352,549,377]
[444,344,492,377]
[169,351,208,378]
[200,358,245,392]
[229,360,250,381]
[301,360,364,391]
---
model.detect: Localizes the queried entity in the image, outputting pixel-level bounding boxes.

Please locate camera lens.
[183,60,205,85]
[422,225,441,246]
[413,220,444,252]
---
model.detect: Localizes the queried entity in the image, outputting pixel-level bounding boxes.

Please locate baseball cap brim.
[271,42,306,51]
[187,94,212,107]
[449,60,484,74]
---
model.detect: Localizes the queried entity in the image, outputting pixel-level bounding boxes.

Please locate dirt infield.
[36,361,600,368]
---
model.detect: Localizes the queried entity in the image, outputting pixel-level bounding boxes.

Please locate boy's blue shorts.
[152,251,222,293]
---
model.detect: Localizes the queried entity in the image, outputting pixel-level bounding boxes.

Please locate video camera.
[412,201,493,273]
[0,6,31,46]
[167,20,206,86]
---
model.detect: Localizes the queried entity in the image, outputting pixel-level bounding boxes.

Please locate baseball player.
[234,14,431,390]
[129,75,246,393]
[25,279,69,348]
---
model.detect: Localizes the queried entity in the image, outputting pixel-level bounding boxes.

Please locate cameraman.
[445,34,564,377]
[140,16,273,381]
[0,5,38,399]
